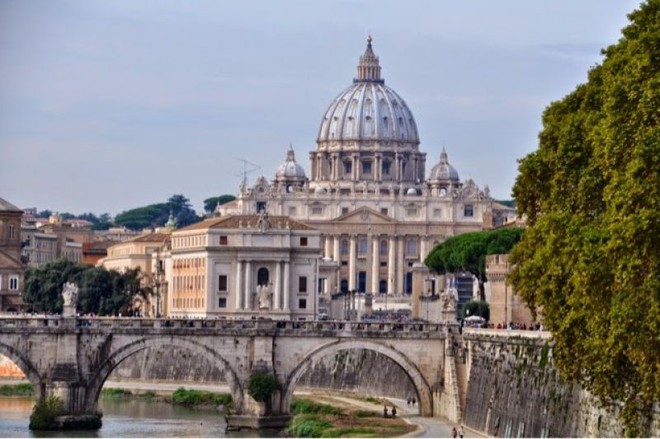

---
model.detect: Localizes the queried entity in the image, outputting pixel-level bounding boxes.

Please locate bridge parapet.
[0,316,456,338]
[462,327,552,341]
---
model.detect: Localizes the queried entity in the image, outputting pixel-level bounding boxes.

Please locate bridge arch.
[86,336,243,411]
[0,342,44,401]
[282,339,433,416]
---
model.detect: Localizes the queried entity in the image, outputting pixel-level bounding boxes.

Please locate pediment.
[0,250,23,269]
[333,207,393,224]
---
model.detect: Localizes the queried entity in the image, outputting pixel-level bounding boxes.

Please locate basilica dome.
[317,37,419,145]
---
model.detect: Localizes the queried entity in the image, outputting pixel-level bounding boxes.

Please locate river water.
[0,397,281,438]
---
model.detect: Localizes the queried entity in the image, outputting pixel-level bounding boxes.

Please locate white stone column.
[388,236,396,295]
[397,237,405,295]
[244,261,252,310]
[333,235,340,262]
[235,261,243,310]
[283,261,291,312]
[349,235,357,290]
[371,236,379,293]
[352,154,358,181]
[324,235,332,259]
[274,261,282,310]
[420,236,428,261]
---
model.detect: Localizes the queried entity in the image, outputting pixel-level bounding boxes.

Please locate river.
[0,397,281,438]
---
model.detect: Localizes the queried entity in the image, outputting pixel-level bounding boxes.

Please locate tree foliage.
[23,259,147,316]
[203,195,236,213]
[424,228,524,299]
[247,371,280,403]
[508,2,659,435]
[114,194,200,230]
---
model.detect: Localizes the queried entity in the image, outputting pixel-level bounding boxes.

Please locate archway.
[282,339,433,416]
[86,337,243,412]
[0,343,44,401]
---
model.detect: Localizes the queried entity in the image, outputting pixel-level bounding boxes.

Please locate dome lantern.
[355,35,383,84]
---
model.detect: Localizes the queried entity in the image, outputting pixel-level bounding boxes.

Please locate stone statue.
[440,288,458,311]
[62,282,79,307]
[256,210,271,233]
[258,283,273,310]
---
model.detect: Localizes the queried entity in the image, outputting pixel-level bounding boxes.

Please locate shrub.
[29,396,65,430]
[171,388,233,409]
[102,388,132,398]
[247,371,280,403]
[288,415,332,437]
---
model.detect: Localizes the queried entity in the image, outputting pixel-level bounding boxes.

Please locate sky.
[0,0,644,217]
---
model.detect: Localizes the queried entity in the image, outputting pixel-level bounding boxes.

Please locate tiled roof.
[127,232,172,243]
[0,197,22,213]
[177,215,315,232]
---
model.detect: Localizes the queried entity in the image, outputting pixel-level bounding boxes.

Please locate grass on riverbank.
[101,387,233,411]
[0,383,34,397]
[288,398,414,438]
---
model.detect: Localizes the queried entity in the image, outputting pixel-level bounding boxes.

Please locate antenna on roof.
[233,158,261,187]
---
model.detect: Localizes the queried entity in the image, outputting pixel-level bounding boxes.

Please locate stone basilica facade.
[219,37,514,298]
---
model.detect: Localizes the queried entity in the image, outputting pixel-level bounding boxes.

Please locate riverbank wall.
[462,332,659,437]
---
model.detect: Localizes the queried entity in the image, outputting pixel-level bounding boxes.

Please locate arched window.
[406,238,417,257]
[257,267,269,286]
[341,239,349,255]
[380,239,388,256]
[358,237,368,256]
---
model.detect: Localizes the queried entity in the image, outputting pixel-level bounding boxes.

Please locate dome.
[317,37,419,144]
[429,148,459,181]
[406,187,418,196]
[275,147,306,180]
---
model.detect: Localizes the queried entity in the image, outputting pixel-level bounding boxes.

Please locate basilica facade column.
[324,235,332,259]
[371,236,379,293]
[333,236,340,262]
[244,261,252,310]
[235,261,243,310]
[349,235,357,290]
[283,261,291,312]
[396,237,405,295]
[388,236,396,295]
[274,261,282,310]
[420,236,428,261]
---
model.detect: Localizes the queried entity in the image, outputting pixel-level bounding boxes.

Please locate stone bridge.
[0,316,460,429]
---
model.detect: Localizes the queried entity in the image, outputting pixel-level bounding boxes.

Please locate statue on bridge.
[61,282,79,317]
[62,282,79,307]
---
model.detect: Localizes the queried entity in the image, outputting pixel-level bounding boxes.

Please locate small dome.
[275,147,306,180]
[314,186,326,194]
[429,148,459,181]
[406,187,418,196]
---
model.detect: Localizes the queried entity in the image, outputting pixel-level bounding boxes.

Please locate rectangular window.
[343,161,352,175]
[382,161,390,175]
[256,201,267,212]
[300,237,308,246]
[362,161,372,174]
[220,235,228,245]
[311,206,324,216]
[406,208,418,217]
[288,206,297,216]
[298,298,307,309]
[433,208,441,218]
[464,204,474,217]
[299,276,308,293]
[380,208,388,216]
[341,207,349,215]
[218,297,227,308]
[218,275,228,292]
[341,261,348,266]
[9,275,19,291]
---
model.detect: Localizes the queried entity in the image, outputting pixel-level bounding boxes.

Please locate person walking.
[383,405,388,418]
[459,426,464,438]
[452,426,458,438]
[391,406,397,418]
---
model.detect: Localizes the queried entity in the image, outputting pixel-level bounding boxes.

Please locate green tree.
[508,2,659,435]
[167,194,199,227]
[23,259,87,313]
[424,228,524,300]
[114,194,200,230]
[203,195,236,213]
